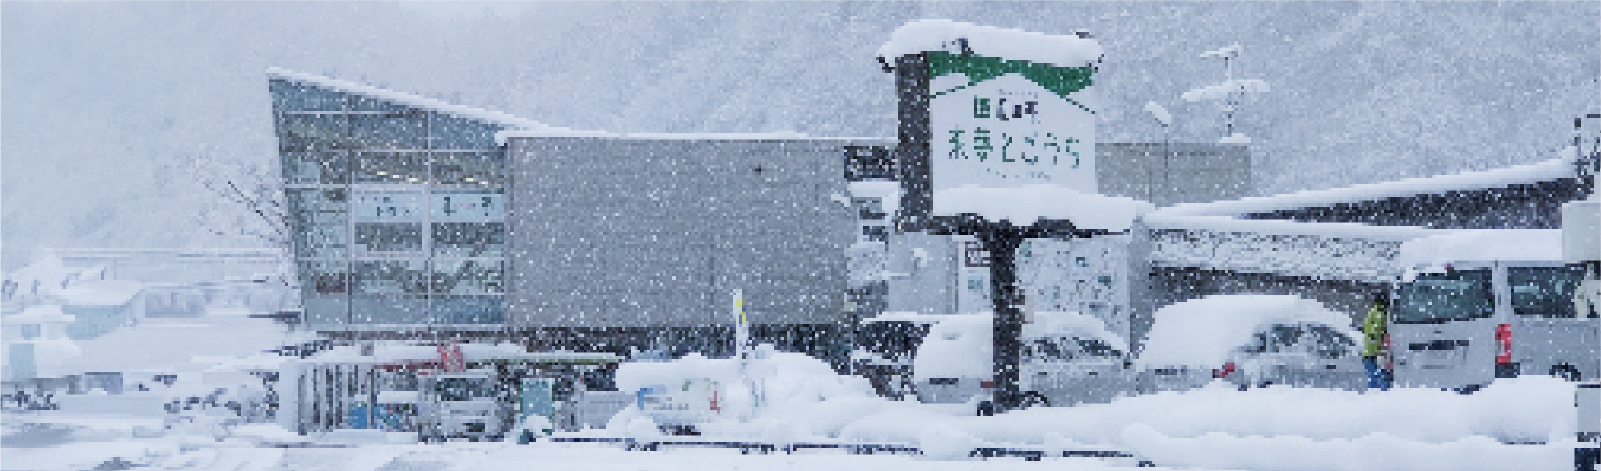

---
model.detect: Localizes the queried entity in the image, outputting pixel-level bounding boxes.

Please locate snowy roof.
[495,129,894,146]
[56,314,305,376]
[877,19,1102,68]
[7,304,74,324]
[55,281,144,306]
[266,67,566,132]
[1136,295,1360,369]
[933,184,1155,231]
[1151,147,1580,220]
[1142,146,1582,239]
[1398,229,1564,269]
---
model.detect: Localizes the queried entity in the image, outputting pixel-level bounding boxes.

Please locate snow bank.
[837,376,1575,462]
[877,19,1102,68]
[1398,229,1563,269]
[932,184,1153,231]
[1136,295,1358,369]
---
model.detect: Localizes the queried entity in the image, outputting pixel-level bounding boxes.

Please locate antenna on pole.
[1185,44,1267,143]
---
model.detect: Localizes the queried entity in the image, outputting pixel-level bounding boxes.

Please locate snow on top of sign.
[877,19,1102,68]
[1398,229,1563,269]
[933,184,1154,231]
[267,67,569,132]
[1136,294,1359,370]
[1181,79,1270,102]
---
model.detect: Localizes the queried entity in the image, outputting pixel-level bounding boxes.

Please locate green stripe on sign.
[926,51,1095,101]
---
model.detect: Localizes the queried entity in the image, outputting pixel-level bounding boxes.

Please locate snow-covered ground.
[3,346,1581,471]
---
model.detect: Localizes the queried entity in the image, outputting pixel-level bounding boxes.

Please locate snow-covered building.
[1140,147,1595,331]
[269,69,895,367]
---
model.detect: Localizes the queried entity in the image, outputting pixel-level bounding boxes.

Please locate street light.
[1145,101,1173,206]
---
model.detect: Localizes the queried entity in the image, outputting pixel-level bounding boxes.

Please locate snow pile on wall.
[877,19,1102,68]
[1398,229,1563,269]
[1136,295,1358,369]
[933,184,1154,231]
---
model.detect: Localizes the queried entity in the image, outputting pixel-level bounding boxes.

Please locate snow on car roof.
[1026,311,1129,354]
[1397,228,1564,269]
[877,19,1102,68]
[1136,295,1360,370]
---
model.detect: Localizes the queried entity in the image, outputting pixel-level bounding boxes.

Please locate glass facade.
[270,77,508,327]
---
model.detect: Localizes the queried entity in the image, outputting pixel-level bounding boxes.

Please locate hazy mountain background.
[4,1,1597,272]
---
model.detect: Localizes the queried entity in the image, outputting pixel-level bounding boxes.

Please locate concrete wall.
[506,137,892,329]
[1097,143,1252,207]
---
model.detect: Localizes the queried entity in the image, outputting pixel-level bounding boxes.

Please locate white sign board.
[354,192,424,222]
[929,72,1096,196]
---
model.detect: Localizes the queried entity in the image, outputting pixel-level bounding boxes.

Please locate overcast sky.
[4,1,1597,271]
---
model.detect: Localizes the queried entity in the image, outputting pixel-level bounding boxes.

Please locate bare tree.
[189,150,299,296]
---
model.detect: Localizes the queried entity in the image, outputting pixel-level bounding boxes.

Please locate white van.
[1392,261,1597,390]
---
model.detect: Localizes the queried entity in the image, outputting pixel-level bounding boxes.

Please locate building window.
[349,112,428,149]
[862,226,888,243]
[852,197,886,220]
[1074,257,1089,268]
[283,152,350,185]
[354,224,424,254]
[354,152,429,185]
[277,114,350,151]
[287,189,348,258]
[433,223,505,258]
[432,152,503,187]
[431,259,504,295]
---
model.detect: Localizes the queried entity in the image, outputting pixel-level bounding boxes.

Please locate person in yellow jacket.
[1362,291,1391,391]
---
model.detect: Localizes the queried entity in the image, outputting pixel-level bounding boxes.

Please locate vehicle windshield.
[435,377,495,401]
[1023,337,1121,361]
[1394,269,1493,323]
[857,321,930,357]
[1509,266,1585,318]
[1241,324,1354,359]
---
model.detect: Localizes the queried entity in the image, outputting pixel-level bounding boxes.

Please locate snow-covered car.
[913,311,1135,411]
[1136,295,1367,392]
[1018,311,1136,407]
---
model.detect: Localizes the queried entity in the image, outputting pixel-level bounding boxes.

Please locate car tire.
[1551,365,1583,382]
[1021,393,1050,409]
[976,401,996,417]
